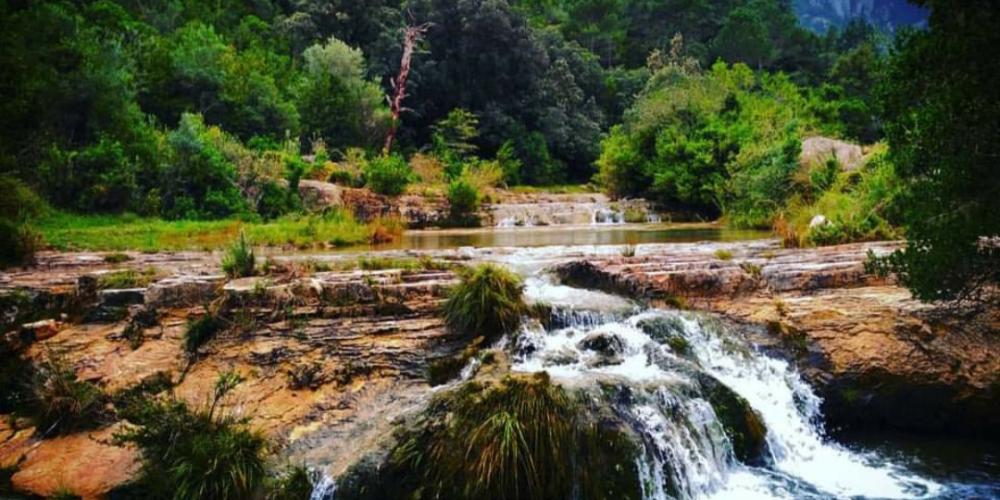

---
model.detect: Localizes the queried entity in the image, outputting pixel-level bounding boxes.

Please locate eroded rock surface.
[0,253,463,497]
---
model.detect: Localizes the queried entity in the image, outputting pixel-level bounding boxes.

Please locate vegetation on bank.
[34,210,375,252]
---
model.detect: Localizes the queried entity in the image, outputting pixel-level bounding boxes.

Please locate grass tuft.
[444,264,527,341]
[222,231,256,278]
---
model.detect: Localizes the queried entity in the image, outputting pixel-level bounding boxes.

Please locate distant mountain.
[795,0,928,33]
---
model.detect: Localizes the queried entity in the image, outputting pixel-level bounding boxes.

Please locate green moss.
[103,252,133,264]
[713,249,733,261]
[425,339,484,386]
[699,374,769,465]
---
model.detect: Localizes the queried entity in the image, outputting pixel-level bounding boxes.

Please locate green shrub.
[447,176,480,221]
[30,353,107,435]
[116,372,268,500]
[444,264,527,341]
[265,465,314,500]
[0,175,47,220]
[184,314,224,354]
[0,219,42,269]
[103,252,133,264]
[222,231,256,278]
[362,154,412,196]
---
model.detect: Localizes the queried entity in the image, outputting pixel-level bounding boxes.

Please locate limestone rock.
[144,274,225,308]
[800,136,864,171]
[298,180,343,211]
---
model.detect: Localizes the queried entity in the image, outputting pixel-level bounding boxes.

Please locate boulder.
[800,136,864,171]
[698,374,770,465]
[144,275,225,308]
[298,180,343,211]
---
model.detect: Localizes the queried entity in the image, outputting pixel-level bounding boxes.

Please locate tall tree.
[875,1,1000,307]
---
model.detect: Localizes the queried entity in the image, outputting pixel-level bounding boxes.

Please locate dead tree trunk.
[383,23,429,155]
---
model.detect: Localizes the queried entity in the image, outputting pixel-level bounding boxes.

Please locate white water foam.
[513,277,942,500]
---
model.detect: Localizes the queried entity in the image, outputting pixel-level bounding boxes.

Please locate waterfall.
[513,280,943,500]
[309,473,336,500]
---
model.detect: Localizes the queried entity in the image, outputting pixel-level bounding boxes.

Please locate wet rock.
[98,288,145,308]
[698,374,769,465]
[637,315,691,356]
[579,331,627,366]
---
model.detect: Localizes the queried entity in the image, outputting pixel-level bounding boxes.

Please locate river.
[313,221,997,500]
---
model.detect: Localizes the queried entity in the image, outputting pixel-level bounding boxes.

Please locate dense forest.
[0,0,996,304]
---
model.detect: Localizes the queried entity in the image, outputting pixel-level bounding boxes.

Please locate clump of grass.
[773,299,788,316]
[116,371,268,500]
[444,264,527,341]
[222,231,256,278]
[29,352,107,435]
[740,262,763,279]
[0,219,43,269]
[713,249,734,261]
[368,215,405,245]
[621,244,637,257]
[265,465,314,500]
[103,252,133,264]
[97,268,158,289]
[623,206,648,223]
[184,314,224,354]
[346,373,641,499]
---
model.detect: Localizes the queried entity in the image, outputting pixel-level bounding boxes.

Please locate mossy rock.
[637,316,692,356]
[698,374,770,465]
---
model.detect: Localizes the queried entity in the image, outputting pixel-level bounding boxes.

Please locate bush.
[444,264,527,341]
[222,231,256,278]
[0,175,47,220]
[447,177,480,219]
[116,372,268,500]
[30,353,107,435]
[362,154,412,196]
[0,220,42,269]
[184,314,224,354]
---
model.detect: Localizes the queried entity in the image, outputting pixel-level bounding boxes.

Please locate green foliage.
[298,37,390,151]
[116,372,268,500]
[184,314,224,354]
[0,176,48,221]
[782,148,901,246]
[447,176,481,220]
[597,62,816,227]
[362,155,413,196]
[265,465,314,500]
[29,353,107,435]
[222,231,256,278]
[0,220,43,270]
[444,264,527,342]
[872,2,1000,305]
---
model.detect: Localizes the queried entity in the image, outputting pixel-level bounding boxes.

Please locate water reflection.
[375,223,771,251]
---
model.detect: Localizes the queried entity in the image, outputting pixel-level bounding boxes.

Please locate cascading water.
[512,273,944,499]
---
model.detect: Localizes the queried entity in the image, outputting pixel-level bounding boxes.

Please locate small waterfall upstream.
[510,275,943,499]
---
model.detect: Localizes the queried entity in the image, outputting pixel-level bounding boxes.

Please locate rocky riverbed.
[1,240,997,498]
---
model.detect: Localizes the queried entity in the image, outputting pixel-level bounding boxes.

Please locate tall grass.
[345,373,641,499]
[444,264,527,341]
[222,231,256,278]
[116,372,268,500]
[36,210,370,252]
